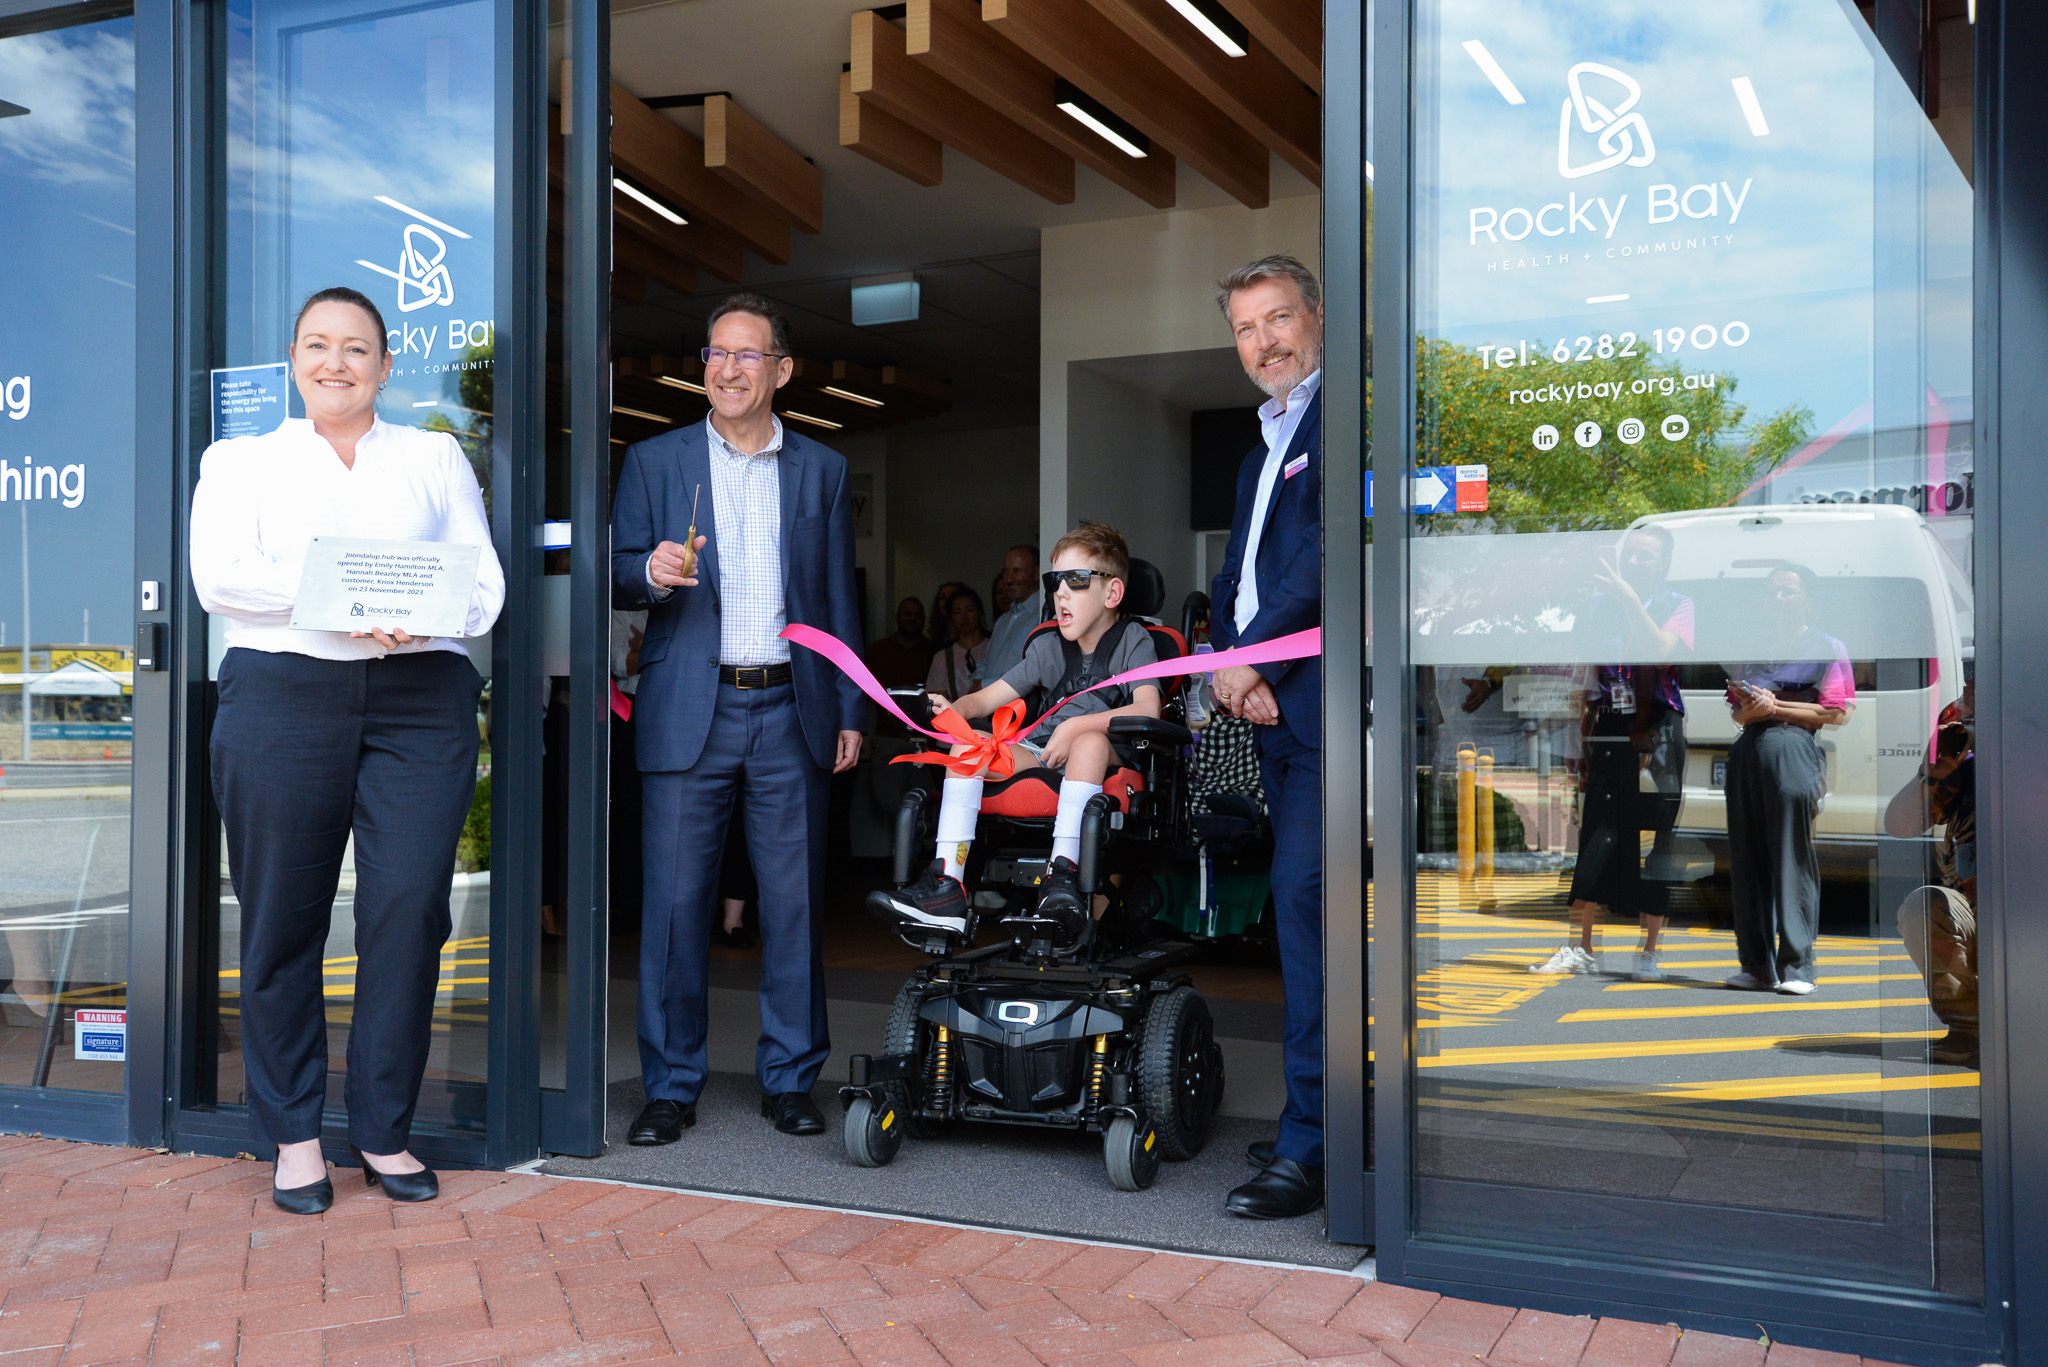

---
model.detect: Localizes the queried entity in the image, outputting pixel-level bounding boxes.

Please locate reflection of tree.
[1414,338,1811,531]
[418,340,494,516]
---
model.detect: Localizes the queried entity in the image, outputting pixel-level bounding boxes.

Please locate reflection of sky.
[225,0,494,421]
[1418,0,1970,476]
[0,18,137,654]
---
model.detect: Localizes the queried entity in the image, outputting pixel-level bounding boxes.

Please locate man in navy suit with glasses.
[612,292,866,1145]
[1207,255,1327,1220]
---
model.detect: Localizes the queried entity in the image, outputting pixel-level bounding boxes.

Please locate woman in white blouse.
[190,286,504,1214]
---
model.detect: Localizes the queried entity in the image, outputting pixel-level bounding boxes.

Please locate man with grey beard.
[1207,254,1327,1221]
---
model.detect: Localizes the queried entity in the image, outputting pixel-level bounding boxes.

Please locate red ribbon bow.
[890,700,1029,779]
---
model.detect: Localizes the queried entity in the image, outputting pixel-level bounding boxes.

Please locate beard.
[1246,342,1322,400]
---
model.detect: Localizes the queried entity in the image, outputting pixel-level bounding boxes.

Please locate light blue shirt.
[1235,368,1322,634]
[981,597,1039,686]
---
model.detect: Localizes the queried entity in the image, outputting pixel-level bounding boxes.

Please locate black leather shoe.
[271,1174,333,1215]
[628,1099,695,1146]
[1246,1139,1276,1169]
[761,1091,827,1135]
[348,1145,438,1203]
[1226,1157,1325,1220]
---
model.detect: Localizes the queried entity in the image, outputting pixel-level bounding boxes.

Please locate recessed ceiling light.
[1054,80,1149,159]
[784,410,844,430]
[822,385,884,408]
[1163,0,1247,57]
[613,405,671,423]
[655,375,707,395]
[613,177,688,225]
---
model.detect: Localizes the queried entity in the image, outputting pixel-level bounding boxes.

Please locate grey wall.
[1064,366,1193,609]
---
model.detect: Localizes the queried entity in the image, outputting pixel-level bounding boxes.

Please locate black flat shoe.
[1246,1139,1276,1169]
[761,1091,826,1135]
[1226,1157,1325,1220]
[348,1144,439,1202]
[628,1099,695,1146]
[271,1174,333,1215]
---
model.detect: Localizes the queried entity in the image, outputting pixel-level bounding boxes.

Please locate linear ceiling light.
[1054,80,1149,159]
[784,410,844,430]
[613,177,688,225]
[655,374,708,395]
[1163,0,1246,57]
[613,404,671,423]
[822,385,884,408]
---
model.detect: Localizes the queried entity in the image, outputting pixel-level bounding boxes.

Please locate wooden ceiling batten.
[839,70,945,186]
[1080,0,1318,183]
[1214,0,1319,92]
[704,95,826,233]
[982,0,1270,208]
[905,0,1176,208]
[851,8,1077,204]
[608,76,795,263]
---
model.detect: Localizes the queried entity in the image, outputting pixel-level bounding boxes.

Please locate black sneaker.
[866,861,970,939]
[1002,856,1088,948]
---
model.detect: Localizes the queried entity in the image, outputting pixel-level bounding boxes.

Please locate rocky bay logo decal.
[1557,62,1655,179]
[355,195,471,314]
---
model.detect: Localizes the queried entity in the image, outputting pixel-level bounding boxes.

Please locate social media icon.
[1661,413,1691,440]
[1532,424,1560,451]
[1574,420,1603,448]
[1618,417,1646,444]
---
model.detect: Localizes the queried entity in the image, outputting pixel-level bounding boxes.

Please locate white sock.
[1050,780,1103,867]
[936,775,985,880]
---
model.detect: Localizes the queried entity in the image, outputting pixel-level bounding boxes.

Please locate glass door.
[172,0,550,1165]
[0,2,138,1112]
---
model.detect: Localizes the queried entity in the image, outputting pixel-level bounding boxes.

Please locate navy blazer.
[1208,389,1322,749]
[611,419,866,773]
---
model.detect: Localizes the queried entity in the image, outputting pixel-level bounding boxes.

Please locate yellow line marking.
[1422,1095,1982,1151]
[1421,1029,1941,1069]
[1655,1072,1979,1102]
[1603,974,1926,992]
[1558,997,1915,1023]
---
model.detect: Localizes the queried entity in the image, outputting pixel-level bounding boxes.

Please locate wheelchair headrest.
[1123,560,1165,619]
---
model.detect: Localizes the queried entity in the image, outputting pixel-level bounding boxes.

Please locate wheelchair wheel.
[1103,1114,1161,1191]
[1137,985,1219,1160]
[884,979,946,1138]
[844,1094,904,1168]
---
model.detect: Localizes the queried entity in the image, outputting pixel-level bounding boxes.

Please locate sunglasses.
[1045,568,1113,592]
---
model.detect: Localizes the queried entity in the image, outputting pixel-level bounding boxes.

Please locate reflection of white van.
[1639,505,1968,871]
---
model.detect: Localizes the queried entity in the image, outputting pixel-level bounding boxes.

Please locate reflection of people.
[1534,526,1693,981]
[1208,255,1325,1221]
[611,293,865,1146]
[1884,684,1976,1067]
[191,286,504,1214]
[925,586,988,697]
[981,545,1041,684]
[869,525,1160,943]
[1723,565,1853,994]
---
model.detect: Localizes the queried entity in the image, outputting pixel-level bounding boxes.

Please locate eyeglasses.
[1045,568,1112,592]
[701,347,787,368]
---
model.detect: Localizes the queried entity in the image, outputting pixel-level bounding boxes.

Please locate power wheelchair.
[842,561,1227,1190]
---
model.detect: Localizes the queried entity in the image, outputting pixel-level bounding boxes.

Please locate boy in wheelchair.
[866,522,1160,949]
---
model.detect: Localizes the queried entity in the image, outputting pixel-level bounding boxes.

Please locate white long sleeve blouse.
[189,416,505,662]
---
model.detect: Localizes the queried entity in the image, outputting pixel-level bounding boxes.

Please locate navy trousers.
[210,647,481,1154]
[1258,723,1325,1168]
[639,681,831,1104]
[1726,721,1825,987]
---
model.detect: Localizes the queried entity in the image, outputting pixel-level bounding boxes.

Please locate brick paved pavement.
[0,1137,1927,1367]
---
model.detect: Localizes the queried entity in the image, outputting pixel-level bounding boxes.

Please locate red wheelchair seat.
[980,766,1145,819]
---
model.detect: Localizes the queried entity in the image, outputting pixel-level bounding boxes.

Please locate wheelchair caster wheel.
[1104,1114,1161,1191]
[845,1093,905,1168]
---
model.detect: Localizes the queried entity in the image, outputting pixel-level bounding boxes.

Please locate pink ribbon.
[778,622,1323,746]
[610,679,633,722]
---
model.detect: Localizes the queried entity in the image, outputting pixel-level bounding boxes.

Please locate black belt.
[720,662,792,689]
